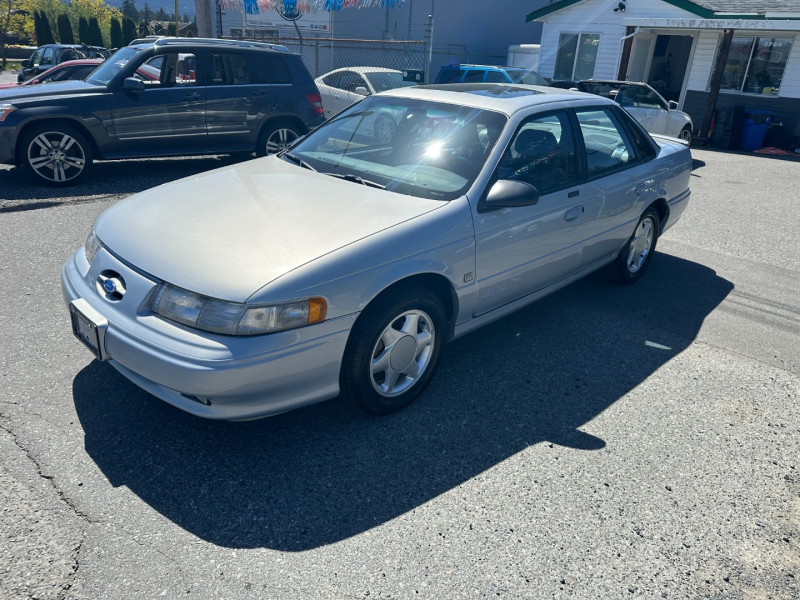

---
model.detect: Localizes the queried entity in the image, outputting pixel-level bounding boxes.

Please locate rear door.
[573,106,652,268]
[462,69,486,83]
[110,50,207,153]
[204,50,276,148]
[472,110,585,316]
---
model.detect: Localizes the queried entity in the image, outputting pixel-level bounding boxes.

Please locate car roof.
[323,66,402,75]
[441,64,527,71]
[581,79,647,86]
[381,83,608,115]
[129,37,290,53]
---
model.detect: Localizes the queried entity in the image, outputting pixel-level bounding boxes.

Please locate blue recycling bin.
[739,109,774,150]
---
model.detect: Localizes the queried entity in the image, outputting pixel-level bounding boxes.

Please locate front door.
[110,51,206,153]
[472,110,585,316]
[627,33,656,83]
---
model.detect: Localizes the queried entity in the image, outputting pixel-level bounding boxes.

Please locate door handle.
[568,190,580,198]
[565,206,584,222]
[183,92,200,101]
[250,89,268,96]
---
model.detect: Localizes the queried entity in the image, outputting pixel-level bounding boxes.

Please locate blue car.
[435,64,547,86]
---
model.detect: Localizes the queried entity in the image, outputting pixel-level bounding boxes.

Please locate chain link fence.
[222,35,427,80]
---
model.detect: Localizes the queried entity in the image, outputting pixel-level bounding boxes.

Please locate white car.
[315,67,418,119]
[574,80,693,143]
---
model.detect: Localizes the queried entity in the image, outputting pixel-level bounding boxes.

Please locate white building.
[527,0,800,140]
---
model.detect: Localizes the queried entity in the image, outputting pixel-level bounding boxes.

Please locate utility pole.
[175,0,179,36]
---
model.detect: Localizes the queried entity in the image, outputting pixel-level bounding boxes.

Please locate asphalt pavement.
[1,149,799,599]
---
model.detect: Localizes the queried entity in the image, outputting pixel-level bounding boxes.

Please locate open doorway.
[627,34,694,103]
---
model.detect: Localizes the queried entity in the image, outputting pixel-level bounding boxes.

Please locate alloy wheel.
[26,132,86,183]
[266,128,299,154]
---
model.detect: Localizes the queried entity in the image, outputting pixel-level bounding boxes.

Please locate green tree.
[57,13,75,44]
[109,17,123,48]
[155,7,164,20]
[142,2,151,22]
[78,16,90,44]
[167,22,176,36]
[87,16,103,46]
[120,0,138,22]
[121,16,137,44]
[35,10,56,45]
[182,13,189,23]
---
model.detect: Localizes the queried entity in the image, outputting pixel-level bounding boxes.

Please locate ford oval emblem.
[103,279,117,294]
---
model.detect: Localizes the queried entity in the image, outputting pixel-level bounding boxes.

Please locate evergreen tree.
[120,0,139,22]
[78,16,91,44]
[110,18,123,48]
[35,11,56,46]
[57,14,75,45]
[122,17,137,45]
[142,2,152,22]
[167,22,176,36]
[87,16,104,47]
[182,13,189,23]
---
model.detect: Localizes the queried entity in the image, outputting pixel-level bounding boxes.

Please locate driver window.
[575,108,635,177]
[496,111,578,195]
[30,49,44,67]
[150,53,196,87]
[41,47,55,66]
[634,87,666,110]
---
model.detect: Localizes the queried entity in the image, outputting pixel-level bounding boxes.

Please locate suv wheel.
[21,124,93,186]
[257,122,303,156]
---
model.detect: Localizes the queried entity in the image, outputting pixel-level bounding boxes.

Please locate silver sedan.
[61,84,692,419]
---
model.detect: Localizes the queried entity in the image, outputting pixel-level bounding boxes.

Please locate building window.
[554,33,600,81]
[710,36,794,96]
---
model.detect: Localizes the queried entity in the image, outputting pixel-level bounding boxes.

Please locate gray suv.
[0,38,325,186]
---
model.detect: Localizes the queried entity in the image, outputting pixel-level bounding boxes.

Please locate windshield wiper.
[324,173,385,189]
[280,152,316,171]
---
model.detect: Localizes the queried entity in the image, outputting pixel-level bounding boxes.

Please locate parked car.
[566,80,693,143]
[435,64,548,86]
[62,83,692,420]
[17,44,109,83]
[315,67,418,119]
[0,60,104,91]
[0,38,325,186]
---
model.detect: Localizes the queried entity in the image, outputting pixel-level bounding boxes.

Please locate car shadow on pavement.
[72,253,733,551]
[0,155,248,202]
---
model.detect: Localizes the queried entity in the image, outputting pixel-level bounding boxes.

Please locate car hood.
[95,157,444,303]
[0,80,104,100]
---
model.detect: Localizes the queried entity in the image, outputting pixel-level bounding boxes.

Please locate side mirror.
[484,179,539,209]
[354,86,370,96]
[668,100,679,110]
[21,59,29,68]
[122,77,145,92]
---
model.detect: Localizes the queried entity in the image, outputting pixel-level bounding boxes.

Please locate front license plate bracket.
[69,299,109,361]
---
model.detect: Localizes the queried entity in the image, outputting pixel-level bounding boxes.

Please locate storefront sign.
[625,18,800,31]
[245,9,332,32]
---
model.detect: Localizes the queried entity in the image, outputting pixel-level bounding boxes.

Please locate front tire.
[20,124,93,186]
[340,286,447,416]
[614,207,659,284]
[256,122,303,157]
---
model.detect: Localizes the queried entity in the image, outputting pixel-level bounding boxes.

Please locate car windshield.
[364,71,418,93]
[85,47,141,86]
[506,70,547,86]
[288,96,507,201]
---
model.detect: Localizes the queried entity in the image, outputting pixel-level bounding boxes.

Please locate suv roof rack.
[150,37,289,52]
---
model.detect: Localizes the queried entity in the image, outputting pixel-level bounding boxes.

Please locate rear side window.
[322,72,341,88]
[486,70,509,83]
[462,69,485,83]
[575,108,636,177]
[256,53,292,84]
[437,69,462,84]
[613,107,657,161]
[43,65,96,82]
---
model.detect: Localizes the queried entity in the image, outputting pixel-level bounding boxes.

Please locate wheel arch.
[353,272,459,342]
[257,115,309,141]
[648,197,670,234]
[15,117,100,166]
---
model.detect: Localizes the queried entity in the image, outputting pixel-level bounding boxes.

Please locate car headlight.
[0,103,16,121]
[84,229,102,264]
[149,283,327,336]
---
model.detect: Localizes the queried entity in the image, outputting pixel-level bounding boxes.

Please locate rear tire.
[613,207,659,285]
[20,124,93,186]
[340,286,447,416]
[256,122,303,157]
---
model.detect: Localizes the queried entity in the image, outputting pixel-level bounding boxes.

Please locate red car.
[1,59,160,90]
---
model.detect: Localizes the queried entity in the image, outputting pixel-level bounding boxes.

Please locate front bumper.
[61,247,357,420]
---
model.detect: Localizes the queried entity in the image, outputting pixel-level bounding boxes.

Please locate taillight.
[306,93,324,115]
